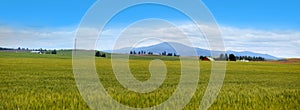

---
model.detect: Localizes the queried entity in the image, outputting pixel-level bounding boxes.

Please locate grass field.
[0,52,299,109]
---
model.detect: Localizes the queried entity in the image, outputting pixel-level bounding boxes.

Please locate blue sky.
[204,0,300,30]
[0,0,95,27]
[0,0,299,58]
[1,0,299,29]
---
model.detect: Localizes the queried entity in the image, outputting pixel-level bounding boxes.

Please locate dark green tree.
[101,53,106,57]
[95,51,101,57]
[199,56,205,60]
[229,54,236,61]
[51,49,57,54]
[162,51,167,56]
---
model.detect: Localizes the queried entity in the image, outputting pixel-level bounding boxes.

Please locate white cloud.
[0,26,75,49]
[0,24,299,58]
[96,20,208,50]
[221,26,300,58]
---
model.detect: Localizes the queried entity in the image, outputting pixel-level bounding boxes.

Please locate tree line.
[95,51,106,57]
[212,53,265,61]
[129,50,179,57]
[129,50,265,61]
[0,47,58,54]
[130,50,153,55]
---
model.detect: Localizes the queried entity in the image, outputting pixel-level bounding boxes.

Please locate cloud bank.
[0,26,75,49]
[0,25,299,58]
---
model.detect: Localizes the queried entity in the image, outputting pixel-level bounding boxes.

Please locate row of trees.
[200,54,266,61]
[130,50,153,55]
[235,56,265,61]
[0,47,58,54]
[0,47,14,50]
[129,50,179,57]
[129,50,265,61]
[20,47,48,51]
[45,50,57,54]
[95,51,106,57]
[160,51,178,56]
[0,47,46,51]
[219,54,265,61]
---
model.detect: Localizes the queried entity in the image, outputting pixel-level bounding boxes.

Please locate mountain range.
[104,42,278,60]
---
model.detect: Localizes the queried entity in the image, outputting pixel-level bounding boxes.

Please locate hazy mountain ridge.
[104,42,278,60]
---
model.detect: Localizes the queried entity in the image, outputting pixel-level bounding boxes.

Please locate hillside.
[105,42,279,60]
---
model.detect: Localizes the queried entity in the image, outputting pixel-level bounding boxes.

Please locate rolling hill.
[104,42,278,60]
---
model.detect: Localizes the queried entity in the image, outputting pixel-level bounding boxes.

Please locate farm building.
[239,59,250,62]
[200,56,215,61]
[30,51,42,54]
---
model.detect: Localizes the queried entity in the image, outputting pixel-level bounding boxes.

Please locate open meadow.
[0,51,299,109]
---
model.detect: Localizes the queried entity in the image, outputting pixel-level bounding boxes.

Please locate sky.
[0,0,299,58]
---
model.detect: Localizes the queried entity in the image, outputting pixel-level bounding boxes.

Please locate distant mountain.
[107,42,204,56]
[104,42,278,60]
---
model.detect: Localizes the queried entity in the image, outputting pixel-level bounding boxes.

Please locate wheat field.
[0,52,299,109]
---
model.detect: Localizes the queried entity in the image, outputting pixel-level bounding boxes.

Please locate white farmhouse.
[30,51,42,54]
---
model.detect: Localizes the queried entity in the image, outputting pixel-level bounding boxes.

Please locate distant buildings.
[199,56,215,61]
[30,51,42,54]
